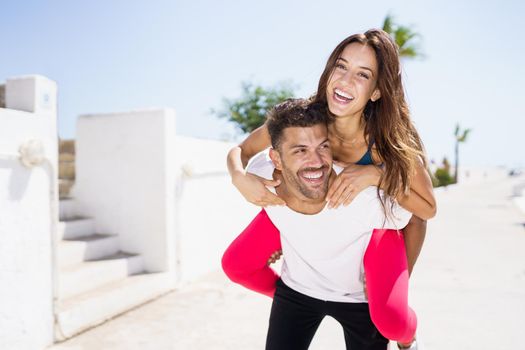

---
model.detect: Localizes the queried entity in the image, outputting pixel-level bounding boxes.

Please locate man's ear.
[269,148,283,170]
[371,88,381,102]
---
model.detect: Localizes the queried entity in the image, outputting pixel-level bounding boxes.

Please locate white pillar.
[73,109,177,273]
[0,75,58,349]
[6,75,58,117]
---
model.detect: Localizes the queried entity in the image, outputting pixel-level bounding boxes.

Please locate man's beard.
[281,164,330,200]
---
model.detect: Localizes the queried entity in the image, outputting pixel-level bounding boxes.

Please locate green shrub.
[212,81,295,134]
[434,167,454,187]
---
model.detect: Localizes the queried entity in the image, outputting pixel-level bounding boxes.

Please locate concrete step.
[58,252,144,299]
[59,198,77,221]
[56,272,176,340]
[58,234,120,268]
[57,217,96,240]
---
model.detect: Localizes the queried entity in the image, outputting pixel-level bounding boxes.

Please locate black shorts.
[265,279,388,350]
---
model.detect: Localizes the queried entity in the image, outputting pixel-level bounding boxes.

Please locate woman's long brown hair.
[313,28,427,202]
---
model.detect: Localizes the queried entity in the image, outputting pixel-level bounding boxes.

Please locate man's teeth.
[303,171,323,179]
[334,88,353,100]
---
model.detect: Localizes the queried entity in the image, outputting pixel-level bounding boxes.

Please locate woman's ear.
[371,88,381,102]
[269,148,283,170]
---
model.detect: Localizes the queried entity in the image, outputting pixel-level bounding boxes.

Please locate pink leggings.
[221,210,417,343]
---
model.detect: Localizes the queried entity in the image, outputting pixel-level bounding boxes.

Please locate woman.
[223,29,436,349]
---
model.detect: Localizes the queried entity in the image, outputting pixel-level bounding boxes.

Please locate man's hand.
[363,274,368,299]
[267,250,283,265]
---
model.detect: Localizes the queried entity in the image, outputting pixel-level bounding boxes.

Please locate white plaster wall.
[0,76,57,349]
[174,137,259,282]
[73,109,176,273]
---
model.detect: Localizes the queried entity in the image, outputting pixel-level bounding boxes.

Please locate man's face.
[271,124,333,201]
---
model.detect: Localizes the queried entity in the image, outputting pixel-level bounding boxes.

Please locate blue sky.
[1,0,523,167]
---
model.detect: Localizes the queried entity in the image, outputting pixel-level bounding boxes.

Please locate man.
[222,99,412,350]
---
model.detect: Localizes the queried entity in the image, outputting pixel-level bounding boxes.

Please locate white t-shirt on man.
[247,149,411,303]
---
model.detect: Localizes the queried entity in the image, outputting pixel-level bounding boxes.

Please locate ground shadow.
[0,158,32,201]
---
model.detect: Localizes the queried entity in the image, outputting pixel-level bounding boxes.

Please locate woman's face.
[326,42,381,119]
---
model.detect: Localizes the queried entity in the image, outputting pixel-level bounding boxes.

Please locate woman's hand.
[326,163,381,208]
[232,171,286,207]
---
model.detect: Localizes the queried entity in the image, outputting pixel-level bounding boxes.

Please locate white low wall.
[73,109,262,283]
[0,76,58,349]
[174,137,259,282]
[73,109,177,273]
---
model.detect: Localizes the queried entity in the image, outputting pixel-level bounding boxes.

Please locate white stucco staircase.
[55,198,175,340]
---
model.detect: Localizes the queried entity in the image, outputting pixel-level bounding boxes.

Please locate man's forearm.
[403,215,427,276]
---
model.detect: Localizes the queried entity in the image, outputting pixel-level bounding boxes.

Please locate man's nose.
[306,150,324,167]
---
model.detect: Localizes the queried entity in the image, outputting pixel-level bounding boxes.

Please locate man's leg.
[328,302,389,350]
[403,215,427,276]
[266,279,324,350]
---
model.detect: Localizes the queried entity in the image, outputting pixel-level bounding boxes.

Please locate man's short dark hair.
[266,98,329,150]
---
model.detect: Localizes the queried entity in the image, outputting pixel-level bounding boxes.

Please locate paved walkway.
[50,174,525,350]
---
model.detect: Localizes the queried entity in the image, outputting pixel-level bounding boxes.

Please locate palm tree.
[382,13,423,59]
[453,124,472,183]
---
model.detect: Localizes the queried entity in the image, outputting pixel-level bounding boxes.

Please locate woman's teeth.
[334,88,354,102]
